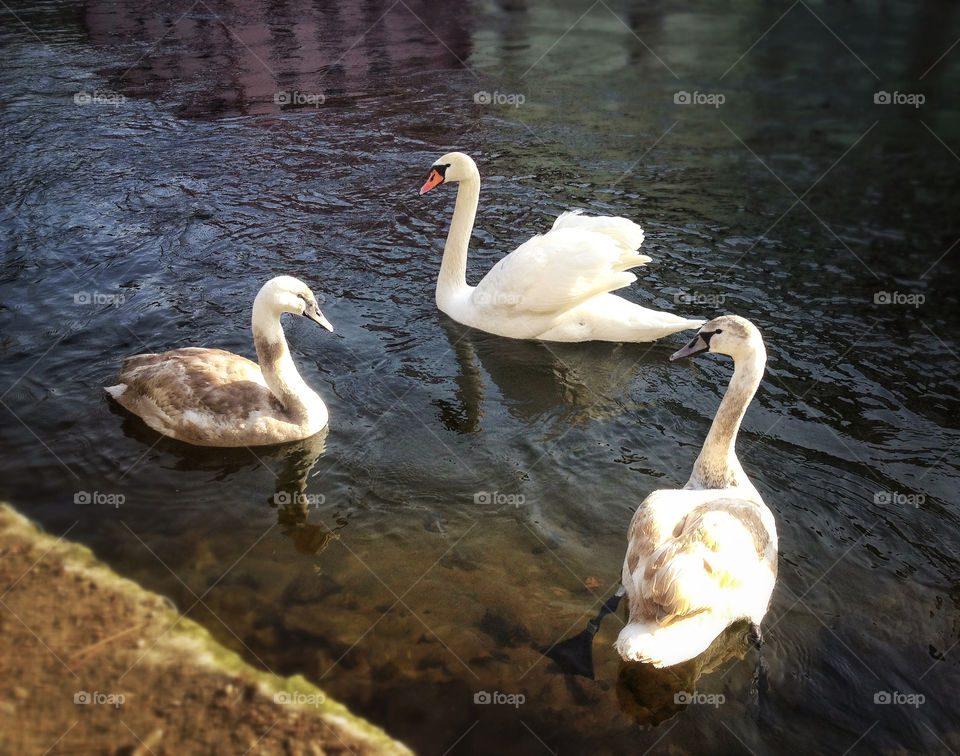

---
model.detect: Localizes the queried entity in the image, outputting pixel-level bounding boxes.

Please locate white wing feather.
[471,213,651,315]
[551,209,646,251]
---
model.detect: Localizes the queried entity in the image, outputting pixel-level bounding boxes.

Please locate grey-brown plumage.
[106,276,333,447]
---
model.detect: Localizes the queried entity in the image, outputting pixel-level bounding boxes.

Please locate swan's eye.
[433,163,450,177]
[701,329,721,346]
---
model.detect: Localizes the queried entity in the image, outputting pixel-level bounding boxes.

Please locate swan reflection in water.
[615,619,765,727]
[434,317,672,435]
[269,429,348,555]
[112,402,342,554]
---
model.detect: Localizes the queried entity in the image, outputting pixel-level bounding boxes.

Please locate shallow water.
[1,1,959,753]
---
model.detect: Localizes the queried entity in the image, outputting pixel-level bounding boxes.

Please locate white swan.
[105,276,333,447]
[615,315,778,667]
[419,152,704,342]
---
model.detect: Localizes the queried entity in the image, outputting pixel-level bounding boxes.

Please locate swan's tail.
[104,384,126,400]
[571,295,704,343]
[614,613,728,668]
[627,309,706,342]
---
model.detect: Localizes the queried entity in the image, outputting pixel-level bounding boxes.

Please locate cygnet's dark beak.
[670,332,710,361]
[304,303,334,332]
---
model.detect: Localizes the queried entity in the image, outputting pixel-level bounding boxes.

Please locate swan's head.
[670,315,762,362]
[254,276,333,332]
[419,152,479,195]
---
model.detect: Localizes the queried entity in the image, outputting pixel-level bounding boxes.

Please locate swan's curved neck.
[688,343,766,490]
[436,174,479,308]
[252,308,321,422]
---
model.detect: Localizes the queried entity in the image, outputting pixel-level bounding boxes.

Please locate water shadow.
[615,619,757,728]
[110,399,339,553]
[434,316,672,434]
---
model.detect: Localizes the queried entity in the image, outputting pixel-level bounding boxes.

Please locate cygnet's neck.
[252,304,323,424]
[687,342,766,491]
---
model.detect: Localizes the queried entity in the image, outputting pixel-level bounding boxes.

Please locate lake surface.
[1,1,958,753]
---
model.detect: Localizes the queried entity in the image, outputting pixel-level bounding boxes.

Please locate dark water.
[1,1,959,753]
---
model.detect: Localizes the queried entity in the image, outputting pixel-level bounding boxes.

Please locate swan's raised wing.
[550,209,645,251]
[631,497,774,624]
[471,218,651,316]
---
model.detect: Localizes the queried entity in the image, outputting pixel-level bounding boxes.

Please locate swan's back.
[471,226,650,317]
[626,491,776,619]
[106,348,290,447]
[618,487,777,666]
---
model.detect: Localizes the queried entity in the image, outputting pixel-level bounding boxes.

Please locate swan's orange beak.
[419,168,445,196]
